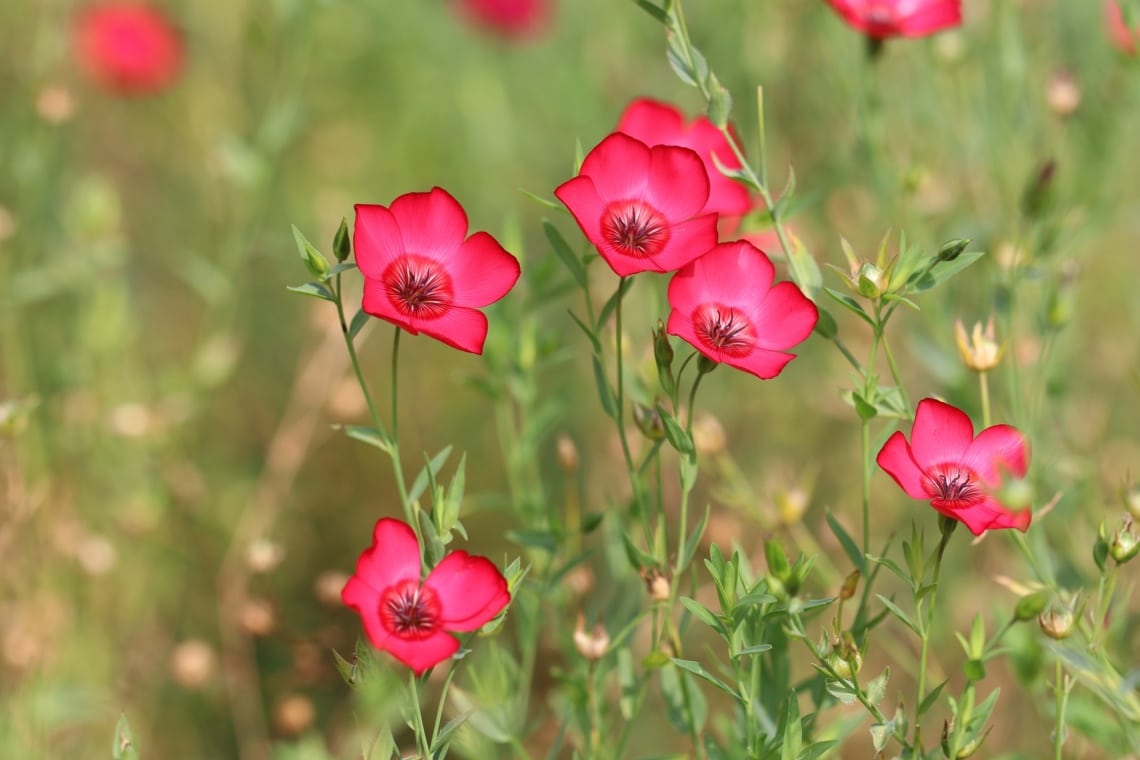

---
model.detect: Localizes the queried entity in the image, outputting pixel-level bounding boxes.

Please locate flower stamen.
[382,255,453,319]
[923,463,984,509]
[601,201,669,258]
[692,303,756,358]
[378,580,441,640]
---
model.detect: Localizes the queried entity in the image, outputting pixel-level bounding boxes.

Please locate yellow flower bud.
[954,317,1004,372]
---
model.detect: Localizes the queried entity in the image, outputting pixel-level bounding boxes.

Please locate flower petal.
[963,424,1029,486]
[617,98,685,147]
[670,241,776,310]
[579,133,651,201]
[388,187,469,259]
[351,518,422,591]
[554,176,605,245]
[876,431,930,500]
[361,277,419,334]
[641,213,719,273]
[381,630,459,675]
[448,232,521,307]
[949,497,1032,536]
[642,144,711,220]
[414,306,489,354]
[354,204,405,280]
[341,575,389,650]
[909,398,974,469]
[425,551,511,631]
[896,1,962,37]
[749,281,819,351]
[723,346,797,380]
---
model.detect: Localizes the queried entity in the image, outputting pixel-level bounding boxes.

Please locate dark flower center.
[378,579,442,640]
[692,303,756,358]
[381,255,453,319]
[923,463,984,509]
[601,201,669,258]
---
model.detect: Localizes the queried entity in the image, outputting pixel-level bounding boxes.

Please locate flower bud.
[1044,261,1078,331]
[1046,70,1081,119]
[839,570,860,601]
[1013,589,1050,622]
[696,355,719,375]
[856,262,885,299]
[937,238,970,263]
[1110,517,1139,564]
[1021,160,1056,220]
[954,317,1004,373]
[1125,488,1140,521]
[643,568,671,603]
[333,217,351,262]
[1038,603,1074,640]
[633,403,665,441]
[573,614,610,661]
[652,320,675,395]
[765,538,791,586]
[556,434,579,473]
[827,632,862,679]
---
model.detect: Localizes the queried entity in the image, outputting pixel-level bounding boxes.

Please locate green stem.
[1054,657,1069,760]
[409,673,430,758]
[334,275,386,439]
[880,332,910,414]
[391,326,402,441]
[914,527,952,751]
[860,420,871,559]
[431,664,459,748]
[979,370,992,429]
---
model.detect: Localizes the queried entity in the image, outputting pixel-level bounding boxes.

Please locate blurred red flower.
[73,3,183,95]
[342,518,510,675]
[877,398,1031,535]
[554,132,719,276]
[1106,0,1139,55]
[354,187,521,355]
[456,0,550,40]
[824,0,961,39]
[617,98,752,220]
[666,240,818,379]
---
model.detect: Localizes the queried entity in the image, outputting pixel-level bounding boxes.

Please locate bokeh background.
[2,0,1139,757]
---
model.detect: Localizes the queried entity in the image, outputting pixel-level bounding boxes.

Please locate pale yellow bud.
[1046,70,1081,118]
[955,317,1004,372]
[573,614,610,661]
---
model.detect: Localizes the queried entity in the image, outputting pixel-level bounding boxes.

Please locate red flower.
[1106,0,1139,56]
[354,188,521,355]
[342,518,511,675]
[554,133,719,276]
[616,98,752,220]
[877,398,1031,535]
[73,4,183,96]
[824,0,962,39]
[456,0,550,40]
[666,241,818,379]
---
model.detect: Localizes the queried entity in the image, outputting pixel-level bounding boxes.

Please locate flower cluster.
[555,99,819,380]
[73,3,183,96]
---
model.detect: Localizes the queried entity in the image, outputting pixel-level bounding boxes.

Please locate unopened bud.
[765,538,791,585]
[644,568,671,602]
[1013,589,1050,622]
[1125,488,1140,521]
[333,217,351,262]
[556,434,579,473]
[827,632,862,679]
[1038,602,1074,640]
[775,487,808,526]
[1046,70,1081,119]
[954,317,1004,372]
[633,403,665,441]
[839,570,860,601]
[652,320,675,395]
[573,614,610,660]
[1021,160,1056,220]
[1110,517,1139,564]
[696,355,719,375]
[1044,261,1078,331]
[937,238,970,263]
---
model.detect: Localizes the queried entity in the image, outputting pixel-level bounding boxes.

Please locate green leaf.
[286,281,336,301]
[567,309,602,354]
[918,678,949,717]
[876,594,921,636]
[112,713,140,760]
[671,659,742,702]
[596,277,635,330]
[734,643,773,657]
[408,446,454,505]
[332,647,361,687]
[341,424,393,453]
[679,503,709,571]
[865,667,890,705]
[869,720,895,753]
[780,690,803,760]
[909,251,985,293]
[348,307,370,340]
[618,648,637,720]
[634,0,669,24]
[592,355,617,420]
[867,554,909,584]
[824,287,874,325]
[543,221,587,288]
[665,30,709,89]
[680,597,723,633]
[825,510,866,574]
[658,405,694,455]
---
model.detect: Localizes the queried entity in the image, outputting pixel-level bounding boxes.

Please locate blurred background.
[2,0,1139,757]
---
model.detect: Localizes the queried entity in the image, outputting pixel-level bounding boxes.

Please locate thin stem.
[979,370,992,429]
[431,664,459,748]
[1054,658,1068,760]
[860,420,871,558]
[391,326,402,441]
[409,673,430,759]
[880,332,911,414]
[914,528,952,752]
[334,274,386,438]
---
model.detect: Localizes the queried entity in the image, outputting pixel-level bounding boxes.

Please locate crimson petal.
[426,551,510,631]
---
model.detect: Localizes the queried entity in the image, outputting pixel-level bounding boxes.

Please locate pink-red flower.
[342,518,511,675]
[824,0,962,39]
[554,133,719,277]
[616,98,752,220]
[877,398,1031,535]
[1106,0,1139,56]
[73,3,183,96]
[354,187,521,355]
[455,0,550,40]
[666,241,818,379]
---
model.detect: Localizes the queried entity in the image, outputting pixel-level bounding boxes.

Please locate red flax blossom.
[342,518,510,675]
[1106,1,1139,56]
[824,0,962,39]
[73,4,183,96]
[456,0,550,40]
[354,187,521,355]
[554,133,719,277]
[617,98,752,220]
[877,398,1031,535]
[666,241,818,379]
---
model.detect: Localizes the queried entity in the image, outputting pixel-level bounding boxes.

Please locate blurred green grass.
[2,0,1140,757]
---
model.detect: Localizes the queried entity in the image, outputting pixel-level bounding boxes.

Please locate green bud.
[1013,590,1050,622]
[1110,517,1139,564]
[1038,602,1074,640]
[293,225,331,279]
[1021,160,1056,220]
[697,355,719,375]
[856,262,884,299]
[632,403,665,441]
[937,238,970,263]
[333,217,351,262]
[839,570,860,601]
[652,320,675,395]
[764,538,791,584]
